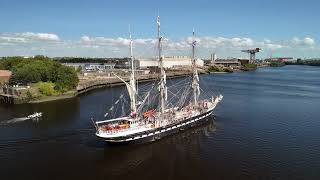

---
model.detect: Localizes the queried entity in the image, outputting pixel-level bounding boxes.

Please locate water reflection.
[96,119,217,179]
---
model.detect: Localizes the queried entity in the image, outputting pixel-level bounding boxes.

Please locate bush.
[270,61,285,67]
[35,82,56,96]
[224,68,233,73]
[26,90,33,100]
[243,63,257,69]
[208,66,222,72]
[208,66,233,73]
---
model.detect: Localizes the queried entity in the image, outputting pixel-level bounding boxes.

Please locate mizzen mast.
[191,29,200,105]
[157,16,167,118]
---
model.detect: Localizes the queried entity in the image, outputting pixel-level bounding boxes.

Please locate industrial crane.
[241,48,261,63]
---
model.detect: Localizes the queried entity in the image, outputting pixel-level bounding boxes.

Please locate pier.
[0,94,28,104]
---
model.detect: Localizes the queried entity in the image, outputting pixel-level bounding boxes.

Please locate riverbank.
[29,90,77,103]
[285,59,320,66]
[206,66,234,73]
[0,70,195,104]
[0,63,280,104]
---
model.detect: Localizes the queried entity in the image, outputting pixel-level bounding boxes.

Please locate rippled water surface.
[1,65,320,180]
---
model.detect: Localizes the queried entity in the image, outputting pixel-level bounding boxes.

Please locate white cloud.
[303,37,315,46]
[0,36,26,43]
[183,36,255,49]
[135,38,156,45]
[265,43,283,50]
[0,33,318,58]
[264,39,271,43]
[80,36,156,47]
[80,35,91,42]
[18,32,60,41]
[80,36,130,46]
[291,37,315,46]
[0,32,60,44]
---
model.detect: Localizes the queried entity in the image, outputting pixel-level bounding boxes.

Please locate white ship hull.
[96,108,214,144]
[95,95,223,144]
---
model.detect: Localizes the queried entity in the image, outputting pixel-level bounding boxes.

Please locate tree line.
[54,57,130,63]
[0,55,79,92]
[285,59,320,66]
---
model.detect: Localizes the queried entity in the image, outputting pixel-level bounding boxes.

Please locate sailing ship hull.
[96,109,215,144]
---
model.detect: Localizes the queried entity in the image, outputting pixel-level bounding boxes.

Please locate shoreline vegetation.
[241,63,258,71]
[1,55,318,104]
[0,56,79,104]
[285,59,320,66]
[270,61,285,67]
[206,66,234,73]
[0,56,197,104]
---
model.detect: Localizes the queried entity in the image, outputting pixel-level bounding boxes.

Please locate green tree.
[2,56,79,92]
[37,82,56,96]
[0,63,4,70]
[54,66,79,92]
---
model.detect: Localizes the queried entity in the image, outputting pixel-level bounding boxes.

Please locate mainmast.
[129,29,137,113]
[157,16,166,116]
[191,29,200,105]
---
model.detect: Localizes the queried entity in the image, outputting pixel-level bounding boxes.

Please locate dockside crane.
[241,48,261,63]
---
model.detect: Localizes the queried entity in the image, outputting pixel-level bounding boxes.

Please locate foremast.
[128,30,137,113]
[191,29,200,105]
[157,16,167,125]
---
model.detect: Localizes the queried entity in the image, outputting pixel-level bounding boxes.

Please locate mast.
[191,29,200,105]
[129,28,137,113]
[157,16,166,117]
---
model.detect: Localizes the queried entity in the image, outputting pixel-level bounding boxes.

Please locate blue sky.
[0,0,319,58]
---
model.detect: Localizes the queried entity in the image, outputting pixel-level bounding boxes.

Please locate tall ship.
[92,17,223,143]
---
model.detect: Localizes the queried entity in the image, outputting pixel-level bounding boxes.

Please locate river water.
[1,65,320,180]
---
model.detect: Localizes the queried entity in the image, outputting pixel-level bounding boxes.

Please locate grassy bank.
[241,63,257,71]
[270,61,285,67]
[207,66,233,73]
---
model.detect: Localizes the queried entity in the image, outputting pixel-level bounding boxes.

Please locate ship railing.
[99,123,152,134]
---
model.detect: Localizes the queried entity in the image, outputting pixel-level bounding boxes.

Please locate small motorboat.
[27,112,42,119]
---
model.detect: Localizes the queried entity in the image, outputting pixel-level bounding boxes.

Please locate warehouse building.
[137,56,204,69]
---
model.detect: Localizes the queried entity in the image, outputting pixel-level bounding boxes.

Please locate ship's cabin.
[96,117,142,132]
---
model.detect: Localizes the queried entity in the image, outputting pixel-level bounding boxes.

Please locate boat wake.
[0,117,31,125]
[0,112,43,126]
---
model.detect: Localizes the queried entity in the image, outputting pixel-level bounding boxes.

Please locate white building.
[211,53,217,64]
[138,56,204,69]
[63,63,116,71]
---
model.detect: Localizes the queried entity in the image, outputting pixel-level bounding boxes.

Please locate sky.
[0,0,319,59]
